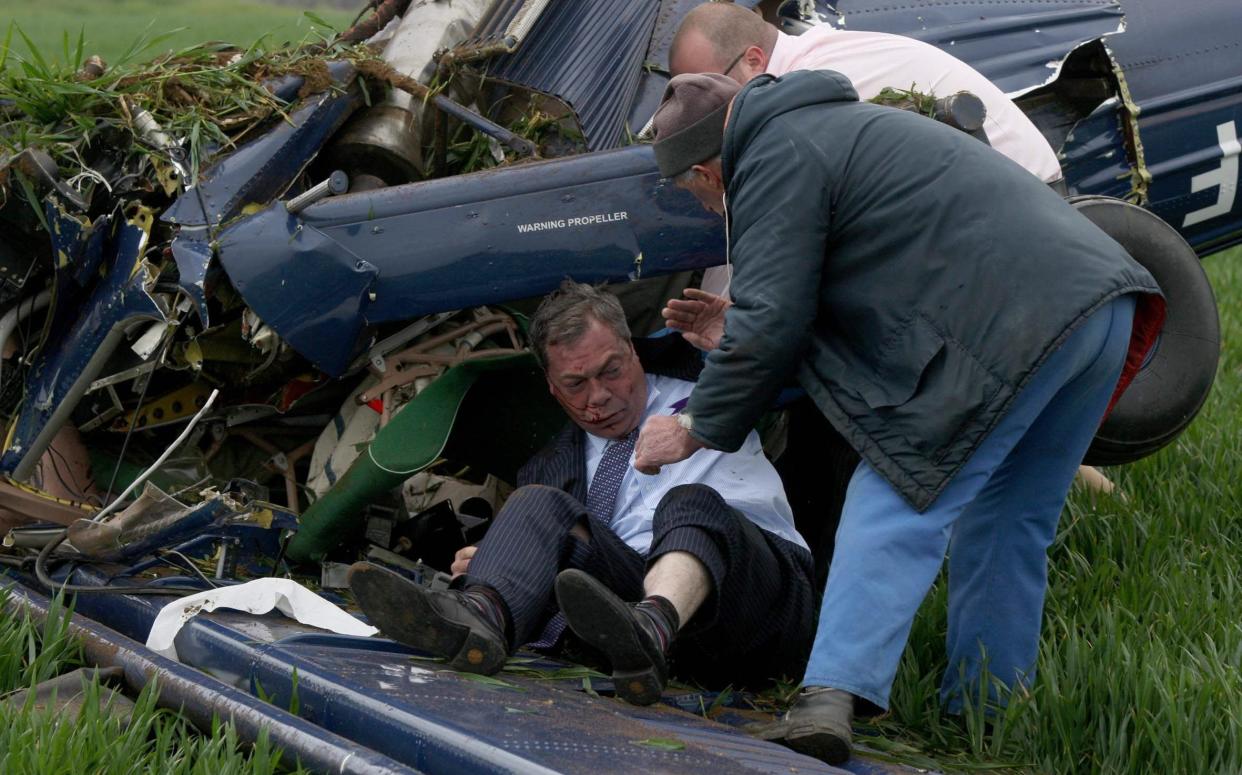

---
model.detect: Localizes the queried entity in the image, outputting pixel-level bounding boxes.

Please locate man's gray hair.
[529,281,632,370]
[673,155,721,185]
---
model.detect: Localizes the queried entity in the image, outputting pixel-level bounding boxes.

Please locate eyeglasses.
[720,50,747,77]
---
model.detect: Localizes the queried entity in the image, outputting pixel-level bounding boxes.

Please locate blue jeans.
[802,295,1136,710]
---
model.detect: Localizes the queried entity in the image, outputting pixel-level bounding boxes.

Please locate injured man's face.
[544,318,648,440]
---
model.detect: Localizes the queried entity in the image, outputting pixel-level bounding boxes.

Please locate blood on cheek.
[582,389,612,423]
[555,379,616,424]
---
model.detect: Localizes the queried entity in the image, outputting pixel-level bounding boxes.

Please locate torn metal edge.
[1100,38,1151,205]
[1006,12,1128,99]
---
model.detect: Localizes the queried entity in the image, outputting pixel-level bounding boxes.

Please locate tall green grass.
[0,589,306,774]
[0,590,82,691]
[0,0,354,67]
[875,247,1242,773]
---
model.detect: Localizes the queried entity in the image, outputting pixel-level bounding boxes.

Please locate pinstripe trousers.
[459,482,819,687]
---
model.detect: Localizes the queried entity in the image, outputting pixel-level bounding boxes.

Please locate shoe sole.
[783,729,851,766]
[555,569,663,706]
[348,562,507,674]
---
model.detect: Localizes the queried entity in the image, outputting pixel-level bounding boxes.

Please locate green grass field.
[1,0,354,66]
[877,247,1242,773]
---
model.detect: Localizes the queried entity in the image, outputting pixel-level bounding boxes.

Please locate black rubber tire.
[1069,196,1220,466]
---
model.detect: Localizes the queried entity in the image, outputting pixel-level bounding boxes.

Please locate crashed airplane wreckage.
[0,0,1235,772]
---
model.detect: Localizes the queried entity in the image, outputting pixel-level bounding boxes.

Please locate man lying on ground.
[350,281,817,704]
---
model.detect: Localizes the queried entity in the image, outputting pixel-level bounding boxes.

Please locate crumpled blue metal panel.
[161,61,360,229]
[1104,0,1239,104]
[480,0,662,150]
[43,202,110,338]
[170,232,214,326]
[0,215,165,474]
[216,207,380,378]
[822,1,1124,95]
[46,200,87,282]
[162,63,362,333]
[217,144,723,377]
[1102,0,1242,253]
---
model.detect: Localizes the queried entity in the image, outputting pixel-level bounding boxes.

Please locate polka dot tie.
[585,428,639,525]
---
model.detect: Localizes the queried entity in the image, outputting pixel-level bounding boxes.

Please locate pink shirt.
[701,26,1063,298]
[767,26,1062,183]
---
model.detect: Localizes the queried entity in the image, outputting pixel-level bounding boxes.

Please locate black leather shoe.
[554,569,667,705]
[753,686,853,765]
[348,562,509,675]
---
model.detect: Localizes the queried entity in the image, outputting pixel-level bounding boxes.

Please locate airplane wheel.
[1070,196,1220,466]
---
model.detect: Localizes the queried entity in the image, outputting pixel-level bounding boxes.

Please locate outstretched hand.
[634,415,704,475]
[662,288,731,351]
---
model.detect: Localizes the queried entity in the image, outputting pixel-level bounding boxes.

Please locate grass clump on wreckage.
[0,0,1228,772]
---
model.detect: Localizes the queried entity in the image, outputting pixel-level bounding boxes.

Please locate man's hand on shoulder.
[662,287,731,351]
[634,414,705,475]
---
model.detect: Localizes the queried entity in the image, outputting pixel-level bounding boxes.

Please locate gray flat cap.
[652,73,741,178]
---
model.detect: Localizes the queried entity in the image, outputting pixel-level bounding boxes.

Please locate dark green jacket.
[685,70,1161,511]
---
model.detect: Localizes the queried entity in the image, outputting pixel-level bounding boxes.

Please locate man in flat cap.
[636,70,1165,764]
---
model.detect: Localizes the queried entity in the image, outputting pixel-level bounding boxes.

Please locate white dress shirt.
[700,25,1063,298]
[584,374,807,554]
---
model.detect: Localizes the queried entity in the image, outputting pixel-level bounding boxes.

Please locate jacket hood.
[721,70,859,185]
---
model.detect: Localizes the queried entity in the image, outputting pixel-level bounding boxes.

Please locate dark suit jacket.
[517,423,588,502]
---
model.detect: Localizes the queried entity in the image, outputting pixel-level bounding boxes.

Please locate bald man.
[672,5,1061,296]
[669,3,1060,179]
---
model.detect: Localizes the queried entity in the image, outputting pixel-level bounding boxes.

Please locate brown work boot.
[348,562,510,675]
[555,569,672,706]
[754,686,854,765]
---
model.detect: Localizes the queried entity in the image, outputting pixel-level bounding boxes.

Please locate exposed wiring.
[0,289,53,390]
[167,475,212,500]
[157,548,220,589]
[102,335,172,505]
[32,388,226,596]
[35,529,206,596]
[271,532,293,578]
[43,443,93,502]
[93,387,220,523]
